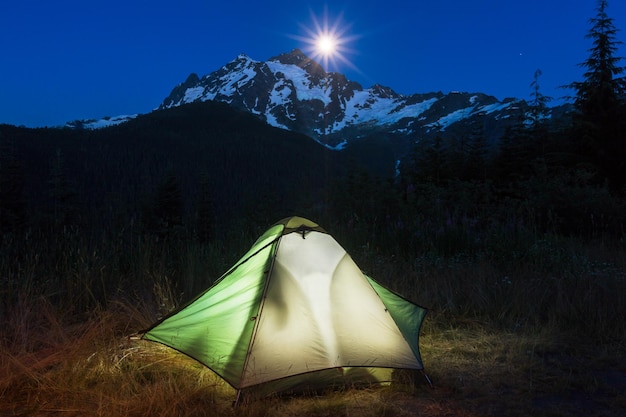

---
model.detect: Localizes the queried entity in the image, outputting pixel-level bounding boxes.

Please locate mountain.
[158,49,555,154]
[1,101,352,236]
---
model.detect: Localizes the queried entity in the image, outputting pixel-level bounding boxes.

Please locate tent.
[141,216,428,400]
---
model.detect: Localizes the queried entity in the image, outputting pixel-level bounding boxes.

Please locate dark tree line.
[389,0,626,239]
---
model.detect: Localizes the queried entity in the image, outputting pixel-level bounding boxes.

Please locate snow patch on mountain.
[480,101,512,115]
[342,94,438,127]
[266,61,332,105]
[65,114,138,129]
[183,86,206,102]
[429,107,475,131]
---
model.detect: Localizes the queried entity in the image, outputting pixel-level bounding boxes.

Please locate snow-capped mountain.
[158,49,536,150]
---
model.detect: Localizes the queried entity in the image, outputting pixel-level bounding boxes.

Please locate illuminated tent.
[141,216,427,400]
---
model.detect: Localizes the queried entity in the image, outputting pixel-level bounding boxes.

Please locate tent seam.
[237,227,284,393]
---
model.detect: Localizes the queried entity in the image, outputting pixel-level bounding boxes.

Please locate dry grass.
[1,297,624,417]
[1,230,624,416]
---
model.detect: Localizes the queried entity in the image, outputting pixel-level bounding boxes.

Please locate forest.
[0,1,625,415]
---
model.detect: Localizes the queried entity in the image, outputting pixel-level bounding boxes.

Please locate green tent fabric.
[141,216,428,398]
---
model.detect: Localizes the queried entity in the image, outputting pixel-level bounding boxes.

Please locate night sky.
[2,0,625,127]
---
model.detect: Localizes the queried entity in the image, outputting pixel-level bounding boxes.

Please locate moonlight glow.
[316,34,337,57]
[292,8,359,72]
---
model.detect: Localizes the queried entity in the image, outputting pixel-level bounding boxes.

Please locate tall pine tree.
[528,69,552,130]
[566,0,626,191]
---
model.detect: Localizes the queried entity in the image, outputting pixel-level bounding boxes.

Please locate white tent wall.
[241,230,420,388]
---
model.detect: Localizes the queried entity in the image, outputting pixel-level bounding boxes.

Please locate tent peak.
[275,216,327,234]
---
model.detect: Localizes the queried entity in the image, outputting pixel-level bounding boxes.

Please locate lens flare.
[316,34,337,57]
[291,7,360,73]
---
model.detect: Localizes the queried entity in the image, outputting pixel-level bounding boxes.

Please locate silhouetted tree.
[525,69,555,170]
[528,69,552,130]
[566,0,626,190]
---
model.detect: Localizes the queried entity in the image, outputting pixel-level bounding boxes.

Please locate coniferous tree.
[566,0,626,190]
[526,69,554,168]
[528,69,552,130]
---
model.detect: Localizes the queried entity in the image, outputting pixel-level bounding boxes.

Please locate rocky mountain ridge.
[158,49,542,150]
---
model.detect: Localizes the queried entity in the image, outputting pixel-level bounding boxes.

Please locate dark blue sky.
[2,0,625,127]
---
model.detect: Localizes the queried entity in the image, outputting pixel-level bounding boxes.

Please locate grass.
[1,302,624,417]
[1,228,625,416]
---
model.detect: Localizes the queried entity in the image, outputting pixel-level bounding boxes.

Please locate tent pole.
[233,389,242,407]
[420,369,433,388]
[236,236,282,406]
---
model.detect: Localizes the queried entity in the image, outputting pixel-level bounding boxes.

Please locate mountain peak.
[370,84,401,99]
[233,52,257,65]
[269,49,327,79]
[270,48,308,64]
[155,50,537,151]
